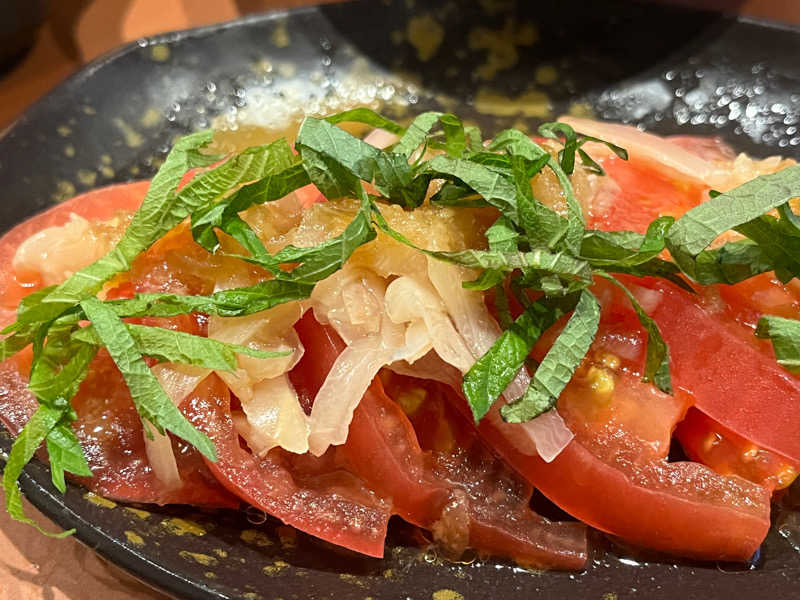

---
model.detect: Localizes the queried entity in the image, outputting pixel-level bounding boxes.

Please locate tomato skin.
[633,276,800,464]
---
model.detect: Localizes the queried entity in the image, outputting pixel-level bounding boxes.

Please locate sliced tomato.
[675,407,798,492]
[0,182,148,325]
[592,155,707,233]
[291,312,587,569]
[474,364,771,561]
[180,374,392,558]
[0,351,238,507]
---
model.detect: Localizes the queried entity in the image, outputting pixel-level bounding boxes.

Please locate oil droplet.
[339,573,366,587]
[407,15,444,61]
[535,65,558,86]
[240,529,273,547]
[213,548,228,558]
[82,105,96,115]
[474,88,551,118]
[139,108,161,128]
[432,590,464,600]
[162,517,207,537]
[124,507,151,519]
[77,169,97,187]
[57,125,72,137]
[204,571,217,579]
[84,492,117,509]
[271,21,290,48]
[262,560,289,576]
[64,145,75,158]
[124,531,145,546]
[179,551,217,566]
[150,44,170,62]
[113,118,144,148]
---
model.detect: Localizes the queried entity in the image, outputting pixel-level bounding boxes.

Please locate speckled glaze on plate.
[1,1,799,599]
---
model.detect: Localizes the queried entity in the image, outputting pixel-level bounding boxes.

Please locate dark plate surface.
[1,1,800,598]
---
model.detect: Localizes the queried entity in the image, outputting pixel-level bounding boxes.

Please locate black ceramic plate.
[1,1,799,598]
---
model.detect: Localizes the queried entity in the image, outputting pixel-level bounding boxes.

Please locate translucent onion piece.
[388,350,463,390]
[308,336,396,456]
[311,266,388,344]
[426,257,574,462]
[239,374,309,455]
[426,259,502,357]
[385,275,474,373]
[142,421,182,491]
[13,213,120,286]
[559,116,715,185]
[147,363,211,488]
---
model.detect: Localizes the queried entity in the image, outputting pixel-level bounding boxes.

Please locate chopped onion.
[559,116,716,185]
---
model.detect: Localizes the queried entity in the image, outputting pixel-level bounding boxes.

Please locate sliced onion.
[142,422,182,491]
[146,363,211,488]
[426,257,574,461]
[385,275,474,373]
[13,214,112,286]
[558,116,715,185]
[388,350,463,390]
[308,336,396,456]
[239,374,309,455]
[363,128,399,150]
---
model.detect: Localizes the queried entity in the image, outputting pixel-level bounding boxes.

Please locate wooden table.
[0,1,798,598]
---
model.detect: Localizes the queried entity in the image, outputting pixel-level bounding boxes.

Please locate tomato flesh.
[182,375,392,557]
[291,312,587,569]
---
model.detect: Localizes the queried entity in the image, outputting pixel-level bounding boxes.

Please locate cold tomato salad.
[1,110,799,570]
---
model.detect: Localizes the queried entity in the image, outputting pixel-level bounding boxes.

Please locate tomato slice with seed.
[291,311,587,569]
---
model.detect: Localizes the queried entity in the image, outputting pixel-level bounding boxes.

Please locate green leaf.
[79,298,216,462]
[191,141,309,253]
[487,129,585,254]
[440,113,467,158]
[394,111,444,157]
[2,405,74,536]
[72,323,286,370]
[463,294,579,421]
[424,155,519,222]
[324,108,405,135]
[106,280,313,319]
[666,164,800,279]
[27,131,220,321]
[581,216,674,267]
[46,422,92,494]
[538,122,579,174]
[512,154,568,249]
[501,290,601,422]
[755,315,800,373]
[597,273,672,394]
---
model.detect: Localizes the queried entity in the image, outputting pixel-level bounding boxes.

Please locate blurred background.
[0,0,798,130]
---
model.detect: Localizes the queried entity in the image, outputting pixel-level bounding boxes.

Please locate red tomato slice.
[631,275,800,465]
[0,183,148,325]
[474,365,771,561]
[0,352,238,507]
[675,407,798,492]
[291,312,587,569]
[181,374,391,558]
[0,183,237,507]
